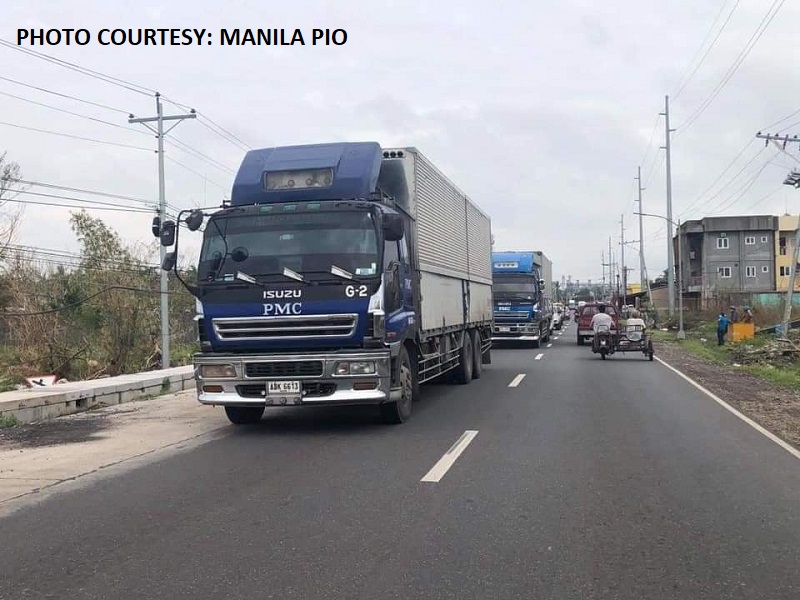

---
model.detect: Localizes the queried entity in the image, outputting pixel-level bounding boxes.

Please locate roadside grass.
[0,414,19,428]
[655,321,800,391]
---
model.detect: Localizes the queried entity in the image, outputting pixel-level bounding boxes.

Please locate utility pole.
[636,166,647,296]
[756,133,800,335]
[601,250,607,300]
[620,214,626,305]
[129,93,196,369]
[661,95,676,316]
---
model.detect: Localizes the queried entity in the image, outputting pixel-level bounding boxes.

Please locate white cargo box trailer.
[377,148,493,338]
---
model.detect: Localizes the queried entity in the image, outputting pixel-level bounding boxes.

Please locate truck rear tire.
[224,406,265,425]
[380,346,414,424]
[454,331,474,384]
[470,330,482,379]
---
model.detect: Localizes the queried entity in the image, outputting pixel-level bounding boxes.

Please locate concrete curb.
[0,366,195,425]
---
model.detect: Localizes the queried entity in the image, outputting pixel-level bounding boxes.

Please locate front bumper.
[491,322,541,341]
[194,350,400,407]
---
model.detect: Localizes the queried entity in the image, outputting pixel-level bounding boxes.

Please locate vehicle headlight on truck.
[199,364,237,378]
[335,361,376,375]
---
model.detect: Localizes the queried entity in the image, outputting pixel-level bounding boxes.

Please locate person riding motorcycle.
[590,304,615,351]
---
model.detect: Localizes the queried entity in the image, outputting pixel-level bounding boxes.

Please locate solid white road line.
[421,430,479,483]
[535,353,544,360]
[508,374,526,387]
[655,356,800,462]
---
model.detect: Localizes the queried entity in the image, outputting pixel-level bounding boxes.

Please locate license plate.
[267,380,301,396]
[499,326,511,332]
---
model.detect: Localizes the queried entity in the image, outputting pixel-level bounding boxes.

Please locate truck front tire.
[380,346,414,424]
[224,406,265,425]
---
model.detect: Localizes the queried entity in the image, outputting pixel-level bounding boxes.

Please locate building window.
[745,266,756,278]
[718,267,732,278]
[781,266,792,277]
[780,236,787,256]
[716,237,729,250]
[761,236,768,244]
[762,266,769,273]
[745,236,755,245]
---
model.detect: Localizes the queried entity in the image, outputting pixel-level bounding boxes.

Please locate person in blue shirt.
[717,312,731,345]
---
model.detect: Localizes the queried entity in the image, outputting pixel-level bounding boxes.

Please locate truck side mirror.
[162,252,177,271]
[160,220,176,247]
[185,210,204,231]
[538,278,545,289]
[383,213,404,241]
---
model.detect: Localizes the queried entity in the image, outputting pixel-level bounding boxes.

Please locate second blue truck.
[491,251,553,348]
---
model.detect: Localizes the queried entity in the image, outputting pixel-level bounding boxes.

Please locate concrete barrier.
[0,365,195,425]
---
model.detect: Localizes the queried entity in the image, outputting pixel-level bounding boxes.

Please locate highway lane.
[2,322,800,599]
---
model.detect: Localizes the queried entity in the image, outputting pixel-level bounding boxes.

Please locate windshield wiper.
[281,267,311,284]
[330,264,355,281]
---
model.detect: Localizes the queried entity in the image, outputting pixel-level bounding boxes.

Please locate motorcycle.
[592,324,615,360]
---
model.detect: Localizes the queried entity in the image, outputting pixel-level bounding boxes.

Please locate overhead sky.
[2,0,799,286]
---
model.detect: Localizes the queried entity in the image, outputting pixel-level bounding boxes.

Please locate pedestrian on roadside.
[730,306,738,323]
[717,311,731,346]
[742,306,753,323]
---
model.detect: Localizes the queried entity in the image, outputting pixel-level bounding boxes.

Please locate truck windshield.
[198,210,380,281]
[492,275,539,302]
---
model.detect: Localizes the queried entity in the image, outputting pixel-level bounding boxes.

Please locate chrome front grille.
[494,311,530,319]
[212,314,358,341]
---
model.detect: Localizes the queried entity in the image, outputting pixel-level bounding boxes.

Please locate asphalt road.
[3,322,800,599]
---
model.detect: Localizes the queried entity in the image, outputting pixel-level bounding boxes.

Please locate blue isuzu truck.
[490,251,553,348]
[156,142,493,425]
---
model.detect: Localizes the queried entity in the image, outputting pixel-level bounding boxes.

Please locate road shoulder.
[0,390,228,515]
[656,341,800,450]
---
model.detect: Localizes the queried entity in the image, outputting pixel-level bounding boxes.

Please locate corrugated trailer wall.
[407,149,493,333]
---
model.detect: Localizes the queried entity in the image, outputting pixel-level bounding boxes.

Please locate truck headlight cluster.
[335,361,376,376]
[199,364,237,378]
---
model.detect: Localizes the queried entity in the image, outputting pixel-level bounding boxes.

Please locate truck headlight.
[335,361,376,375]
[199,364,237,378]
[350,361,376,375]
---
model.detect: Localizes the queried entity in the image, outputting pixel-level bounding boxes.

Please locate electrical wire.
[672,0,742,102]
[0,89,149,135]
[2,193,153,213]
[0,75,131,114]
[675,0,786,136]
[0,38,153,96]
[0,120,152,151]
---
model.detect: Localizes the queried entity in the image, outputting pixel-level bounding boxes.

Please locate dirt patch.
[656,342,800,449]
[0,411,114,449]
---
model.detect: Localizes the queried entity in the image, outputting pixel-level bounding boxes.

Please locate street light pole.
[636,211,685,339]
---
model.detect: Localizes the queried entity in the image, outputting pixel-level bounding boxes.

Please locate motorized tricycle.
[591,318,654,361]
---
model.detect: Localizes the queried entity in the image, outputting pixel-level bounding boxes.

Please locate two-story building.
[677,215,777,304]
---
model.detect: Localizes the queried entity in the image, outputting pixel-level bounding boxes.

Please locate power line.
[197,116,251,152]
[16,179,180,213]
[672,0,742,102]
[705,152,778,215]
[0,89,149,136]
[165,155,231,192]
[13,189,153,212]
[676,0,786,136]
[762,107,800,132]
[676,138,757,219]
[0,38,153,96]
[0,75,131,115]
[0,120,152,151]
[3,191,154,213]
[167,136,237,174]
